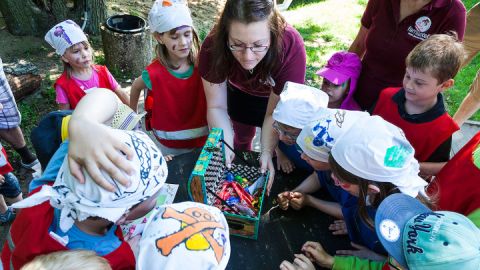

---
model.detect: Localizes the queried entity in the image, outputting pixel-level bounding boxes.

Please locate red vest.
[0,147,13,175]
[54,65,114,109]
[1,194,135,270]
[146,60,208,148]
[373,87,459,161]
[429,132,480,216]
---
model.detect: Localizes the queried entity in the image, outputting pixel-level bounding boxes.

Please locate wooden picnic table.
[166,149,351,270]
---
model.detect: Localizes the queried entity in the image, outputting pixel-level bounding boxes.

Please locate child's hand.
[289,192,307,210]
[329,220,348,235]
[301,241,334,269]
[164,154,174,162]
[0,175,4,185]
[68,117,135,192]
[336,242,386,261]
[277,191,292,210]
[126,234,141,257]
[279,254,316,270]
[0,103,3,110]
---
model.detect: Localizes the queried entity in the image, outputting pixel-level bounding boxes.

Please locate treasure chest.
[188,128,269,240]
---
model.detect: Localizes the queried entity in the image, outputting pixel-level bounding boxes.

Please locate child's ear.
[367,184,380,194]
[153,32,164,44]
[439,78,454,92]
[61,55,69,63]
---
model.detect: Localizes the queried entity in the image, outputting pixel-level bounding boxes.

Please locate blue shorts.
[0,173,21,198]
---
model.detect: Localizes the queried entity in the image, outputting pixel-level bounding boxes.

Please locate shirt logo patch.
[415,16,432,32]
[407,16,432,41]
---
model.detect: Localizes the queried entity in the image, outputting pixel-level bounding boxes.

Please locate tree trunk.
[0,0,106,36]
[6,74,42,101]
[85,0,107,35]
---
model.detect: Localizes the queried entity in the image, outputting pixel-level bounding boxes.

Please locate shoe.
[20,158,40,169]
[0,207,15,224]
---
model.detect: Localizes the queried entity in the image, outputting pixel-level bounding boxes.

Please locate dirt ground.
[0,0,225,237]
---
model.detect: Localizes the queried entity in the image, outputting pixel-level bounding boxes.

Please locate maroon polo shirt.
[355,0,466,110]
[198,24,306,97]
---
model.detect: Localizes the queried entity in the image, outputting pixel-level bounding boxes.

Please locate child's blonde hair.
[21,250,111,270]
[406,33,465,83]
[62,40,94,79]
[154,26,200,70]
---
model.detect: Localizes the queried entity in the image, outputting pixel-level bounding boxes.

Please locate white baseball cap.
[272,81,329,129]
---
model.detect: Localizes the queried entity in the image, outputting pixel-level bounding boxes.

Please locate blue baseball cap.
[375,193,480,270]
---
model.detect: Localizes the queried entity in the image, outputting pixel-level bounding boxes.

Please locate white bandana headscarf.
[331,116,428,198]
[45,20,88,56]
[148,0,194,34]
[272,81,329,128]
[296,108,369,162]
[13,130,167,232]
[137,202,230,270]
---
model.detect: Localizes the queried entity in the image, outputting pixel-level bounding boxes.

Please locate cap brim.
[316,68,349,85]
[375,193,431,268]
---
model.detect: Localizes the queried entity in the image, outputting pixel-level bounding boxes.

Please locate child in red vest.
[372,34,464,178]
[130,0,208,160]
[0,142,22,224]
[45,20,129,110]
[1,130,167,270]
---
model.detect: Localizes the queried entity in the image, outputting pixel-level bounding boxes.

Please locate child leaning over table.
[1,129,168,270]
[371,34,465,177]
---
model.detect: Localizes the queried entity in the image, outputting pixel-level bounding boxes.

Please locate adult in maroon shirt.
[199,0,306,191]
[350,0,466,110]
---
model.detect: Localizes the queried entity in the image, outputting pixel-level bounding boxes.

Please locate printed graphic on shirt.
[379,219,400,242]
[408,16,432,41]
[155,206,228,264]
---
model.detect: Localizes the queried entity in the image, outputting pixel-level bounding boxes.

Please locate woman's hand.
[68,116,135,191]
[301,241,334,269]
[260,150,275,196]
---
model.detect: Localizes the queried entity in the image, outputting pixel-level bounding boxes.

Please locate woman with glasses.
[198,0,307,186]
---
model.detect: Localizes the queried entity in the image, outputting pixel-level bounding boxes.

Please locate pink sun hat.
[316,51,361,85]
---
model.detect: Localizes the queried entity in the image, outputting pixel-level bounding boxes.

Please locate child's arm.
[130,76,146,112]
[114,86,130,107]
[419,162,446,177]
[68,88,135,191]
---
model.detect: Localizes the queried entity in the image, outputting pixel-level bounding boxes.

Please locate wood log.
[6,73,41,101]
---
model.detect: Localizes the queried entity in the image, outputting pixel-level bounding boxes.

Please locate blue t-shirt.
[49,208,122,256]
[29,141,69,192]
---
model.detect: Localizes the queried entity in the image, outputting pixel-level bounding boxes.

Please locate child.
[316,51,362,110]
[2,129,168,270]
[130,0,208,159]
[45,20,129,110]
[372,34,465,177]
[270,82,329,174]
[0,142,22,223]
[280,193,480,270]
[277,108,368,220]
[21,250,112,270]
[134,202,231,269]
[324,116,430,254]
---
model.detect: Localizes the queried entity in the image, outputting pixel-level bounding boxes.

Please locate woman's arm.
[349,26,368,58]
[68,88,135,191]
[129,76,146,112]
[260,92,281,195]
[202,78,235,166]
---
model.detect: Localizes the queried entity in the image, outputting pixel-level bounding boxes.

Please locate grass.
[285,0,480,121]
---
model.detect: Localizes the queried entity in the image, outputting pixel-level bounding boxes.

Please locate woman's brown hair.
[154,26,201,70]
[208,0,286,84]
[328,154,434,229]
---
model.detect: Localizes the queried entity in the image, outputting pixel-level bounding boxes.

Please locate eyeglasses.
[228,43,269,53]
[388,256,403,270]
[272,121,300,141]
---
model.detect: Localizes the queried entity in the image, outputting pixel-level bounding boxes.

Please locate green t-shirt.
[333,256,386,270]
[142,65,194,90]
